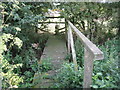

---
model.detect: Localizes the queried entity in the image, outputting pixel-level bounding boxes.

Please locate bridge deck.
[33,34,67,88]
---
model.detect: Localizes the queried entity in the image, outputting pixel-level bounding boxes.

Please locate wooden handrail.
[68,20,104,60]
[67,20,104,88]
[68,25,78,71]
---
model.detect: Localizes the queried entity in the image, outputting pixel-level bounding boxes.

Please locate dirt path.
[33,34,67,88]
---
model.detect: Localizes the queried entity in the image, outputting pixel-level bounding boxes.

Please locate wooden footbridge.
[32,17,104,88]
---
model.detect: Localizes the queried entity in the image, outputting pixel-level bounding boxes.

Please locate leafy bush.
[0,1,51,89]
[2,51,23,88]
[0,33,41,88]
[0,33,23,88]
[38,58,52,72]
[92,38,120,88]
[54,38,119,88]
[54,63,83,88]
[75,39,84,67]
[0,2,50,88]
[1,47,39,88]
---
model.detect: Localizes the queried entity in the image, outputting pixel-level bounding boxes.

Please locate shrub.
[2,52,23,88]
[38,58,52,72]
[91,38,120,88]
[54,38,120,88]
[54,63,83,88]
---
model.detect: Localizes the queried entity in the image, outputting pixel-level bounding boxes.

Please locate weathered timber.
[65,18,68,45]
[68,20,104,60]
[83,47,94,88]
[33,35,67,88]
[68,25,78,71]
[67,20,104,88]
[67,25,70,53]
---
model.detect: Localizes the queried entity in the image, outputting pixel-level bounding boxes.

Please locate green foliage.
[91,38,120,88]
[0,33,22,51]
[54,38,119,88]
[75,39,84,67]
[58,2,119,44]
[53,63,83,88]
[55,2,119,88]
[0,32,48,88]
[1,47,39,88]
[64,53,71,61]
[2,52,23,88]
[1,1,50,88]
[1,1,119,89]
[38,58,52,72]
[20,47,38,71]
[2,25,21,35]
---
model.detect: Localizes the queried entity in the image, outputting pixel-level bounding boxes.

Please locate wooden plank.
[67,25,70,53]
[68,20,104,60]
[65,18,67,42]
[33,35,67,88]
[68,25,78,71]
[83,47,94,88]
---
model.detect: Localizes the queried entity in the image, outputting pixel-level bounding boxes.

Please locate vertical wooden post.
[83,47,94,88]
[69,25,78,71]
[67,25,70,53]
[66,18,70,53]
[65,18,67,40]
[68,20,104,88]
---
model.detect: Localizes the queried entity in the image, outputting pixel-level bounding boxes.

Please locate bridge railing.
[67,20,104,88]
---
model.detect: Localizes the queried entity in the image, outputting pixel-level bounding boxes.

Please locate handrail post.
[67,20,104,88]
[68,25,78,71]
[65,18,68,44]
[67,23,70,53]
[83,47,94,88]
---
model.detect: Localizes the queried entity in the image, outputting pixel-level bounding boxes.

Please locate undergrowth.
[53,38,120,88]
[1,33,48,88]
